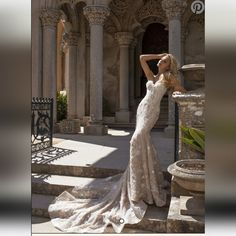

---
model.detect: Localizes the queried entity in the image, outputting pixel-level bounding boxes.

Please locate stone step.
[105,122,167,129]
[32,193,168,233]
[128,113,168,121]
[32,173,113,197]
[32,194,56,218]
[32,216,153,234]
[32,162,171,181]
[32,163,123,178]
[32,172,171,196]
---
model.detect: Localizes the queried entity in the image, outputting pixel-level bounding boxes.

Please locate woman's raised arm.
[139,53,167,81]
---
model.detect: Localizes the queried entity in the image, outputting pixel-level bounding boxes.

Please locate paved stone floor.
[51,128,175,171]
[32,128,175,234]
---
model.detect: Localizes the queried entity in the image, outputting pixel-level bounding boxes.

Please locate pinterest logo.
[191,0,205,14]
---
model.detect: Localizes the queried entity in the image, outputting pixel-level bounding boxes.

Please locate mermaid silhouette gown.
[48,79,168,233]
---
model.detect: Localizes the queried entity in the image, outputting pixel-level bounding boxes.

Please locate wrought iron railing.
[31,97,53,153]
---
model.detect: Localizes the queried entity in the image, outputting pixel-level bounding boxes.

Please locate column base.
[164,125,175,138]
[84,122,108,135]
[59,119,81,134]
[115,110,130,123]
[81,116,91,126]
[53,123,60,133]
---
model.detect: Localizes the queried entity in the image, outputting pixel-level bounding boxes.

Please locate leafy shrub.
[57,92,67,122]
[181,126,205,154]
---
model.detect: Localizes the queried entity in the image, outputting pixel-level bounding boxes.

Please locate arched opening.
[141,23,168,96]
[140,23,169,128]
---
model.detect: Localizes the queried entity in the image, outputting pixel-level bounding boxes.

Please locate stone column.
[135,31,145,100]
[64,32,80,119]
[129,38,137,114]
[56,22,64,92]
[32,0,43,98]
[85,32,90,116]
[40,9,61,123]
[58,32,82,134]
[115,32,133,123]
[83,5,110,135]
[62,40,69,94]
[162,0,187,137]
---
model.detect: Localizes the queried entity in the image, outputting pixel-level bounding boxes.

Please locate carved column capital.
[115,32,133,46]
[64,32,80,46]
[83,6,110,26]
[162,0,187,20]
[40,9,61,27]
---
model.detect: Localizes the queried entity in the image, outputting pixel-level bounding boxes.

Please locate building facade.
[32,0,204,134]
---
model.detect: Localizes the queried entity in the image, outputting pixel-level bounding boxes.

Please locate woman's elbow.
[139,55,145,61]
[175,86,186,93]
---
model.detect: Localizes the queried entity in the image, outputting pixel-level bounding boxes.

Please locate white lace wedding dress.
[48,79,168,233]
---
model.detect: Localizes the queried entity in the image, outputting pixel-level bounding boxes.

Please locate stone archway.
[141,22,168,97]
[139,22,169,128]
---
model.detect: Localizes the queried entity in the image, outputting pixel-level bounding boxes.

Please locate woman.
[48,53,186,233]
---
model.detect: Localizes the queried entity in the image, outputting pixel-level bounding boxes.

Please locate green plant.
[57,92,67,122]
[181,126,205,154]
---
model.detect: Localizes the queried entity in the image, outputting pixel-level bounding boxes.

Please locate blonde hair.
[162,53,179,91]
[167,54,178,76]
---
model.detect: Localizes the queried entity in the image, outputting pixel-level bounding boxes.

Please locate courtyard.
[32,128,174,233]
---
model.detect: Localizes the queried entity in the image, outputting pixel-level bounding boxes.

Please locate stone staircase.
[32,159,171,233]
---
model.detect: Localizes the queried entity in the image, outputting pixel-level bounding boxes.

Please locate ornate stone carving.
[58,0,80,8]
[111,0,128,9]
[83,6,110,26]
[115,32,133,46]
[40,9,62,27]
[189,13,204,26]
[104,14,119,34]
[110,0,128,16]
[162,0,187,20]
[64,31,80,46]
[136,0,166,23]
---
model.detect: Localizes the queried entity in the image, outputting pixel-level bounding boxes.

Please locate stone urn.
[180,64,205,90]
[168,159,205,196]
[168,159,205,217]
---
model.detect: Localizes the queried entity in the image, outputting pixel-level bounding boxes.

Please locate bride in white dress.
[48,53,186,233]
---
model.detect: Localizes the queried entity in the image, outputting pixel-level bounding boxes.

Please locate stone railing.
[173,64,205,159]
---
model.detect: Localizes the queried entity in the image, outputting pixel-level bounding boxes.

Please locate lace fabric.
[48,80,168,233]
